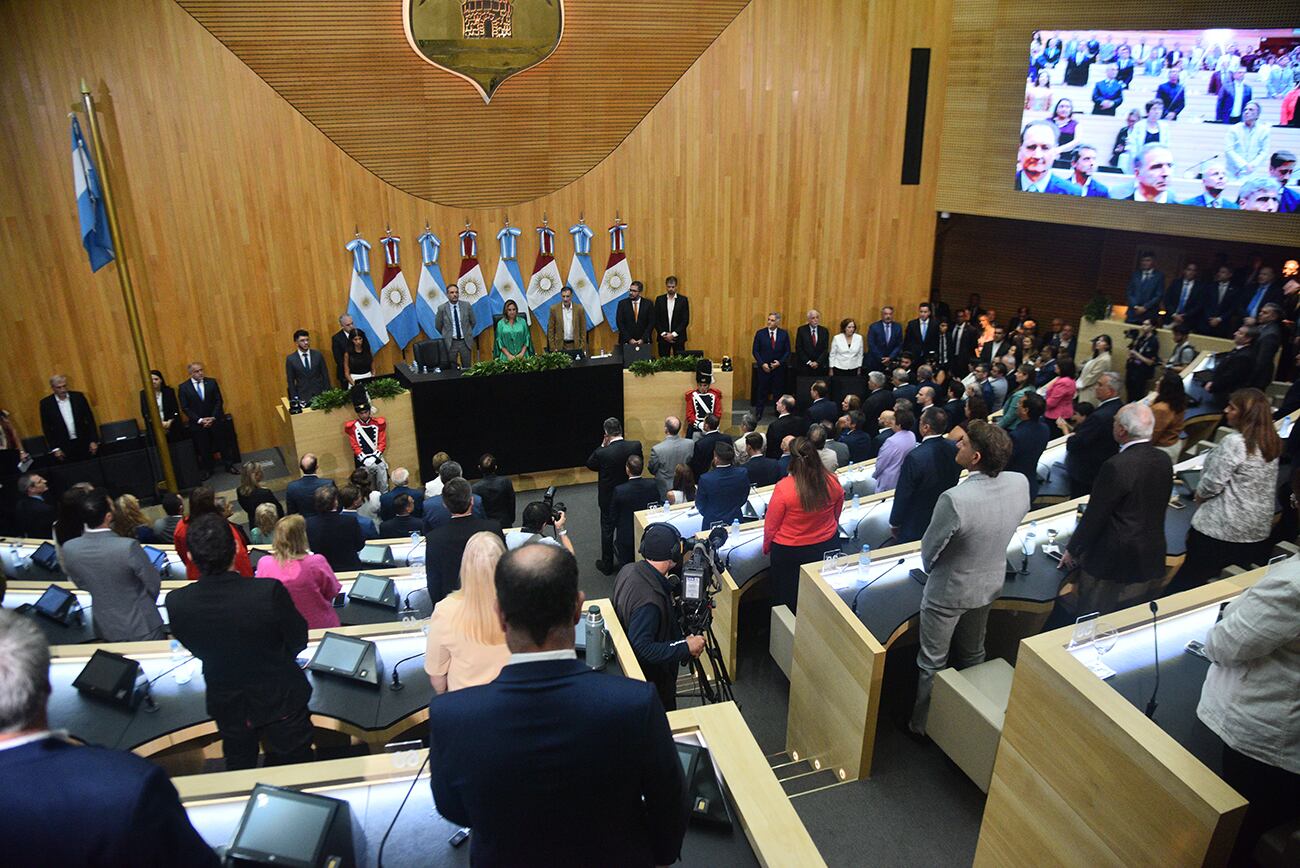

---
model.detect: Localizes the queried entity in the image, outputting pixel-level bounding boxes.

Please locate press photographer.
[612,524,704,710]
[505,496,574,555]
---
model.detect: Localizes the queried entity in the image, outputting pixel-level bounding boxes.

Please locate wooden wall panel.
[0,0,950,458]
[936,1,1297,246]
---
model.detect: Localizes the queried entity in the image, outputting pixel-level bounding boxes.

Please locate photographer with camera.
[612,524,705,710]
[505,500,574,555]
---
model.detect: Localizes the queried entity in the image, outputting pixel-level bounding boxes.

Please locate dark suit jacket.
[138,386,181,431]
[285,348,331,403]
[1125,269,1166,320]
[751,327,791,366]
[1063,53,1093,86]
[695,464,751,529]
[807,397,840,427]
[177,378,224,427]
[421,493,485,531]
[424,515,503,603]
[379,484,425,520]
[1155,81,1186,117]
[379,514,424,537]
[653,294,689,345]
[285,474,333,516]
[1163,278,1207,323]
[889,436,961,543]
[1236,282,1281,321]
[948,323,980,375]
[587,438,644,508]
[1254,323,1283,388]
[745,455,784,487]
[15,495,57,539]
[1209,346,1258,399]
[165,571,311,726]
[1201,281,1242,335]
[0,737,219,868]
[794,324,831,370]
[332,328,370,384]
[866,320,903,369]
[1215,82,1252,122]
[764,413,808,459]
[428,658,687,868]
[38,392,98,453]
[903,318,941,358]
[473,474,516,528]
[1067,443,1172,583]
[1008,418,1052,500]
[839,429,874,463]
[305,509,366,572]
[689,430,729,480]
[979,339,1013,366]
[1064,397,1121,491]
[612,477,661,564]
[615,297,654,343]
[862,386,895,434]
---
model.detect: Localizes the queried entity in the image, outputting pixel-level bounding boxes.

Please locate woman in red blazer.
[763,437,844,613]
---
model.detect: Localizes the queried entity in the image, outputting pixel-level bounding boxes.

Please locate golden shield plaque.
[404,0,564,103]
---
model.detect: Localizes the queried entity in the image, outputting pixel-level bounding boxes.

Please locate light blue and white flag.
[415,229,447,339]
[456,228,493,338]
[489,223,530,324]
[566,221,603,329]
[346,236,388,349]
[527,222,565,326]
[70,117,114,272]
[598,219,631,330]
[378,234,420,350]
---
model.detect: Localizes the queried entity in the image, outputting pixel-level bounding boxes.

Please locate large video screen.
[1016,29,1299,213]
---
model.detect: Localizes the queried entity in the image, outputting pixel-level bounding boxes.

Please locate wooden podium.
[276,395,421,486]
[622,365,734,446]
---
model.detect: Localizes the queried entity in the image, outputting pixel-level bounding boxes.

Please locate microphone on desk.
[1145,600,1160,719]
[389,651,427,692]
[860,558,907,593]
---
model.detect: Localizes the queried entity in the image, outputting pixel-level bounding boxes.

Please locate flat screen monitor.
[1016,29,1299,213]
[308,633,368,677]
[348,573,396,607]
[34,585,74,620]
[359,544,393,565]
[227,785,338,868]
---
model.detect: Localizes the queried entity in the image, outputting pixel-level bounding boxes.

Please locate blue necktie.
[1250,286,1267,318]
[453,305,462,340]
[1178,283,1190,313]
[921,321,928,341]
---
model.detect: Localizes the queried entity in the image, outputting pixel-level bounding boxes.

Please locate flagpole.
[79,81,178,494]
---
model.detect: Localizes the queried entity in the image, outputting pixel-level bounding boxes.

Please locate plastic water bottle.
[1022,530,1037,559]
[730,517,741,537]
[584,606,606,670]
[858,544,872,574]
[851,491,861,510]
[170,639,193,685]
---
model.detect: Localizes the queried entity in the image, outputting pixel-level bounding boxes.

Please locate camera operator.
[612,524,705,710]
[505,501,574,555]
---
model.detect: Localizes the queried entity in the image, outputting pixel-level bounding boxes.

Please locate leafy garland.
[307,377,408,412]
[461,351,574,377]
[1082,294,1110,323]
[627,355,701,377]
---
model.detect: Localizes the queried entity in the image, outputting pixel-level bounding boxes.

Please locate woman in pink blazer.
[1044,355,1078,423]
[254,514,342,629]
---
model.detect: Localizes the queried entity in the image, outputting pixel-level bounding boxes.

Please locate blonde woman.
[425,531,510,693]
[249,503,279,546]
[254,514,341,629]
[110,494,159,544]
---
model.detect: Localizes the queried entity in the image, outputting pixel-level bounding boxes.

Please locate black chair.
[21,436,47,456]
[100,419,141,442]
[413,339,452,371]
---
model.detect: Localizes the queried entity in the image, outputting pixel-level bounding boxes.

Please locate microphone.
[1181,153,1222,179]
[389,651,426,692]
[860,557,907,593]
[1145,600,1160,719]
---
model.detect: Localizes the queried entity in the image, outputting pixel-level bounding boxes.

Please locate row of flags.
[344,218,633,352]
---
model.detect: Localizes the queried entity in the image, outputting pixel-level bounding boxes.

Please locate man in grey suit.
[285,329,331,403]
[648,416,694,501]
[909,420,1030,735]
[59,488,165,643]
[435,284,476,368]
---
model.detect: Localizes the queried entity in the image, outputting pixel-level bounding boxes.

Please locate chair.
[100,419,141,442]
[928,658,1015,793]
[413,339,451,371]
[1178,413,1222,461]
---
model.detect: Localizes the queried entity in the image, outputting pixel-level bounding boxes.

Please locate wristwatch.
[559,529,569,536]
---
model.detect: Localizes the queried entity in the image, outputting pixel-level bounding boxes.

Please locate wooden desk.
[622,367,734,447]
[275,394,421,488]
[1077,316,1234,364]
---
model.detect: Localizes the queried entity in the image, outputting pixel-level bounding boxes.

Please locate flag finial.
[80,78,90,95]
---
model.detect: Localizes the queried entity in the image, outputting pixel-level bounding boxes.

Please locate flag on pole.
[456,226,492,338]
[489,223,530,324]
[415,228,447,339]
[346,236,388,350]
[70,117,114,272]
[566,220,603,329]
[526,221,564,326]
[378,233,420,350]
[598,218,632,330]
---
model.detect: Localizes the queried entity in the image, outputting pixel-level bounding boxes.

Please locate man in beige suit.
[546,286,587,354]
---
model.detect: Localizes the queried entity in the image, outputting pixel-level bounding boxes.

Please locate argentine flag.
[527,224,564,326]
[456,229,492,338]
[598,220,631,330]
[345,236,388,350]
[415,230,447,339]
[489,224,530,323]
[70,117,114,272]
[378,234,420,350]
[566,221,603,330]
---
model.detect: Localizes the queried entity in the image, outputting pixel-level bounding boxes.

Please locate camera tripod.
[680,620,736,706]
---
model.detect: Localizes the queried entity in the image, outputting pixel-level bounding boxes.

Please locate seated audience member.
[0,611,218,867]
[422,461,485,531]
[612,454,661,566]
[743,432,783,486]
[337,484,378,539]
[695,441,750,530]
[506,501,574,554]
[1069,143,1110,197]
[425,532,510,693]
[874,407,918,491]
[1236,176,1282,212]
[473,453,516,528]
[1061,403,1172,613]
[763,438,845,613]
[174,487,252,580]
[152,492,185,543]
[60,488,165,642]
[666,463,696,505]
[1007,393,1052,500]
[840,410,874,463]
[379,467,424,521]
[249,503,279,546]
[1063,372,1121,497]
[689,414,728,479]
[425,478,504,605]
[764,395,807,460]
[254,514,341,630]
[14,474,56,539]
[167,513,314,770]
[890,407,959,544]
[304,485,364,573]
[236,461,283,524]
[110,495,158,544]
[1044,356,1077,423]
[285,453,332,515]
[1180,160,1237,209]
[428,545,688,867]
[1149,370,1188,461]
[379,494,424,537]
[732,413,762,466]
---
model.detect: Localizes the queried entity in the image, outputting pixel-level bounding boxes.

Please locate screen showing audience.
[1016,29,1299,213]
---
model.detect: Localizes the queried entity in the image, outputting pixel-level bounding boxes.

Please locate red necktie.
[812,330,817,347]
[770,330,776,348]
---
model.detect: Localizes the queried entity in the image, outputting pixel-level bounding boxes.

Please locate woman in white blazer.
[1075,334,1113,406]
[829,318,864,376]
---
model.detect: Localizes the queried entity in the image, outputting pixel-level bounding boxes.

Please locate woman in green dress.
[493,299,534,361]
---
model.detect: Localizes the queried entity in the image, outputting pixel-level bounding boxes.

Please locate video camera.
[542,485,566,524]
[675,525,728,636]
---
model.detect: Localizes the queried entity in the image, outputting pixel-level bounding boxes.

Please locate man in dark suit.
[1090,64,1124,115]
[948,309,979,378]
[615,280,654,346]
[472,453,515,528]
[861,371,895,434]
[794,309,831,376]
[742,432,783,485]
[978,326,1013,366]
[1069,145,1111,197]
[1163,262,1206,329]
[13,474,55,539]
[166,512,315,770]
[1124,251,1166,324]
[839,410,875,463]
[689,414,728,480]
[331,313,371,385]
[890,407,960,543]
[1049,322,1078,360]
[0,610,220,867]
[178,362,239,478]
[1155,70,1186,119]
[424,477,504,603]
[611,454,660,566]
[892,367,919,406]
[429,545,688,867]
[807,380,839,426]
[285,329,331,404]
[751,312,791,419]
[1064,372,1121,497]
[1206,325,1260,406]
[38,374,98,461]
[866,306,903,372]
[587,418,643,575]
[1237,265,1281,322]
[1271,151,1299,214]
[1215,70,1252,124]
[695,441,750,529]
[904,302,941,360]
[304,486,365,572]
[1014,121,1082,195]
[1063,46,1093,86]
[285,453,333,515]
[1061,403,1172,613]
[1252,304,1284,388]
[1007,393,1052,500]
[1202,265,1242,336]
[764,395,807,459]
[652,276,689,356]
[378,466,423,520]
[378,493,424,537]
